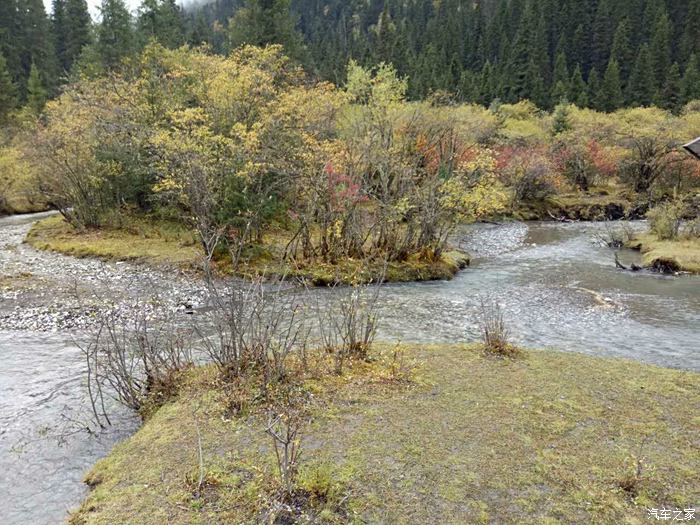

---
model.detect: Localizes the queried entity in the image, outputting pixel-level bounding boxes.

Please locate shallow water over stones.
[1,214,698,524]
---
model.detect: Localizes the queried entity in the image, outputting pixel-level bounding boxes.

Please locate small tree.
[26,63,47,115]
[0,53,17,123]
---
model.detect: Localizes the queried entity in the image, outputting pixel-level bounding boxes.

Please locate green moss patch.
[26,215,201,268]
[70,345,699,525]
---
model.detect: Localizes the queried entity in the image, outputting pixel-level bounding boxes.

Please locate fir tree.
[552,101,572,135]
[600,58,623,112]
[591,0,613,74]
[26,62,47,115]
[587,67,601,110]
[656,62,682,114]
[627,44,654,106]
[228,0,305,61]
[52,0,68,71]
[610,19,633,87]
[97,0,134,69]
[550,51,570,105]
[682,53,700,103]
[570,64,588,108]
[679,0,700,65]
[0,52,17,123]
[137,0,185,49]
[650,11,672,90]
[64,0,92,71]
[20,0,57,95]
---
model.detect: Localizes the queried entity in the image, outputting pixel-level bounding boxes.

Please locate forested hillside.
[193,0,700,110]
[1,0,700,116]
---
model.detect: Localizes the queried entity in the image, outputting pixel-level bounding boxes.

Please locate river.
[1,214,698,524]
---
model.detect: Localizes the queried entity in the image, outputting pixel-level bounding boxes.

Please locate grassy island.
[27,215,470,285]
[626,233,700,274]
[70,345,699,525]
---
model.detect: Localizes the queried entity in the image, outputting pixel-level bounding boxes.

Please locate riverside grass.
[26,215,470,285]
[69,344,699,525]
[626,233,700,274]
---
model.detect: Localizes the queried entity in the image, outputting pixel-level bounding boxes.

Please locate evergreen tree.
[97,0,134,69]
[137,0,185,49]
[600,58,623,112]
[610,19,633,87]
[64,0,92,71]
[187,12,211,47]
[228,0,304,61]
[52,0,68,71]
[656,62,682,114]
[627,44,654,106]
[0,0,19,77]
[19,0,57,95]
[26,62,47,115]
[682,53,700,103]
[587,67,601,110]
[552,101,572,135]
[0,52,17,123]
[477,60,497,106]
[570,64,588,107]
[550,51,569,104]
[679,0,700,65]
[591,0,613,74]
[650,11,672,90]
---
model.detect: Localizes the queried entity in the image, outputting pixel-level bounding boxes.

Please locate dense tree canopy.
[2,0,700,112]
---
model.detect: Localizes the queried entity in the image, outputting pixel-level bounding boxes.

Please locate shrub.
[647,201,684,240]
[684,217,700,239]
[477,298,520,357]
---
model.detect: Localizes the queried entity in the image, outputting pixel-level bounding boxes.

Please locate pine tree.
[64,0,92,71]
[0,1,24,92]
[627,44,654,106]
[477,60,497,106]
[570,64,588,107]
[656,62,682,114]
[650,11,672,91]
[52,0,68,71]
[679,0,700,65]
[137,0,185,49]
[19,0,57,95]
[228,0,304,61]
[610,19,633,87]
[97,0,134,69]
[26,62,47,115]
[550,51,569,105]
[600,58,623,112]
[587,67,601,110]
[591,0,613,74]
[506,2,538,103]
[552,101,572,135]
[682,53,700,103]
[0,52,17,123]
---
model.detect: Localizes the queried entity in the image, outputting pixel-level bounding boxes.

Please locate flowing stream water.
[1,214,698,524]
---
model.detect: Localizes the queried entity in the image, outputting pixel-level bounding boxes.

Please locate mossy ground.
[626,233,700,274]
[70,345,699,525]
[26,216,470,285]
[26,215,202,268]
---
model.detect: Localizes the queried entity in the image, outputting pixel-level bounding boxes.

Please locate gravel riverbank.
[0,212,209,331]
